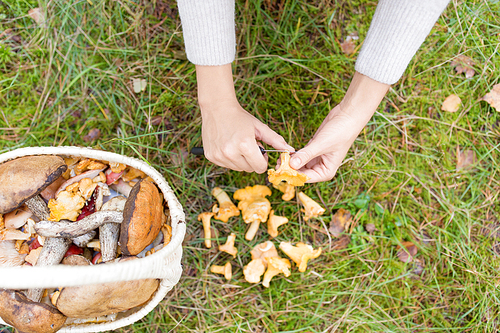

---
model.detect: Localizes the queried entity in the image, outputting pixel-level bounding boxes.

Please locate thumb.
[290,145,320,169]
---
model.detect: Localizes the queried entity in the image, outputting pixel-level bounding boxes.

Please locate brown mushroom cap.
[0,289,67,333]
[56,265,159,318]
[0,155,67,214]
[120,179,164,256]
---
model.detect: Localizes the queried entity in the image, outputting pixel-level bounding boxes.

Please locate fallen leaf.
[332,235,351,250]
[456,148,476,170]
[328,208,352,238]
[482,84,500,112]
[132,78,147,93]
[365,223,376,234]
[441,94,461,112]
[396,241,417,263]
[28,8,43,25]
[83,128,101,143]
[451,55,475,78]
[340,33,358,55]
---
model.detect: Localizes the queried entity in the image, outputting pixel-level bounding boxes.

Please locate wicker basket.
[0,146,186,332]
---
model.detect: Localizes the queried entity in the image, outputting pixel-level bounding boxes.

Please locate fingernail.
[290,157,301,169]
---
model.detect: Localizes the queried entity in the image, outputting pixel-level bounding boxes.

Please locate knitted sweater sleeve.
[177,0,450,84]
[355,0,450,84]
[177,0,236,66]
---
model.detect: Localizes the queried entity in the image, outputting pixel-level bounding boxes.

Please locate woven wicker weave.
[0,147,186,332]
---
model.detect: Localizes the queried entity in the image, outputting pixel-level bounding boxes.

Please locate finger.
[206,148,254,172]
[289,143,323,170]
[255,123,295,152]
[238,141,268,174]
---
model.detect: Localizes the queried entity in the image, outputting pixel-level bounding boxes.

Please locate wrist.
[196,64,238,110]
[339,71,390,118]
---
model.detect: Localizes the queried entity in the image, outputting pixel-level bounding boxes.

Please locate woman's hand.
[289,72,390,182]
[196,64,293,173]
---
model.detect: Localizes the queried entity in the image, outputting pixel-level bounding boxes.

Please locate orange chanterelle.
[267,152,310,187]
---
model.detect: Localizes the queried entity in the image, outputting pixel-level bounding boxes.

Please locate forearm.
[196,64,237,110]
[337,72,390,127]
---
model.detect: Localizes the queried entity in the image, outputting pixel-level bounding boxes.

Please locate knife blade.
[190,147,290,156]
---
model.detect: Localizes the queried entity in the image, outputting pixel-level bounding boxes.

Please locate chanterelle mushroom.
[243,241,279,284]
[267,210,288,238]
[297,191,326,221]
[233,185,272,241]
[210,262,232,281]
[267,152,309,186]
[262,256,291,288]
[198,212,214,248]
[219,233,237,257]
[279,242,322,272]
[273,182,295,201]
[211,187,239,222]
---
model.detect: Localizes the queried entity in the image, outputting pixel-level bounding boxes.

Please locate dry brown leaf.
[328,208,352,238]
[441,94,461,112]
[83,128,101,143]
[397,241,417,263]
[365,223,376,234]
[332,235,351,250]
[28,8,43,25]
[451,55,475,78]
[482,84,500,112]
[456,148,476,171]
[340,33,358,55]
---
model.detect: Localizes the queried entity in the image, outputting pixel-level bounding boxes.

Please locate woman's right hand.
[196,64,293,173]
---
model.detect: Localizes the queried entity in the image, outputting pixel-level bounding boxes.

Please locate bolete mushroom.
[233,185,272,241]
[279,241,322,272]
[219,233,237,257]
[211,187,240,222]
[210,262,232,281]
[0,289,67,333]
[267,210,288,238]
[120,179,163,256]
[0,155,67,217]
[197,212,214,248]
[56,258,159,318]
[267,152,309,186]
[297,191,326,221]
[99,196,126,262]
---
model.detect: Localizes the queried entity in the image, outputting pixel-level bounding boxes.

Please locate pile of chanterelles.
[199,152,323,287]
[0,155,171,332]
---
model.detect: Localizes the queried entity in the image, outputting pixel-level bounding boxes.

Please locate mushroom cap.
[0,155,67,214]
[56,277,159,318]
[120,179,164,256]
[0,289,67,333]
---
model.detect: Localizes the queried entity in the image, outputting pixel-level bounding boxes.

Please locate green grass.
[1,0,500,332]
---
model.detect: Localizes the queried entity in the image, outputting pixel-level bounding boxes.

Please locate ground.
[1,0,500,332]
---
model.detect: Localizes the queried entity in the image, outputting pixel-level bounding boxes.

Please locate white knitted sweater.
[177,0,450,85]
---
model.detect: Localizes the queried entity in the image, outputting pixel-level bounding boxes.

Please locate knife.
[190,146,290,156]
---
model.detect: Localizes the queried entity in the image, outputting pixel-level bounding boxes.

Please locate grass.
[1,0,500,332]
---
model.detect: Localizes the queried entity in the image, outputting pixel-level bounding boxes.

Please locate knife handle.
[190,146,266,155]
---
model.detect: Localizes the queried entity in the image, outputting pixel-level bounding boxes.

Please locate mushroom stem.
[35,211,124,238]
[219,233,238,257]
[210,262,232,281]
[25,195,50,221]
[245,220,261,241]
[99,223,120,262]
[71,231,96,248]
[197,212,214,248]
[26,238,71,302]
